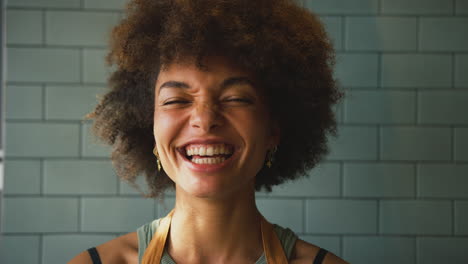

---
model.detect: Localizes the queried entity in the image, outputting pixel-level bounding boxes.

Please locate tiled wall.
[1,0,468,263]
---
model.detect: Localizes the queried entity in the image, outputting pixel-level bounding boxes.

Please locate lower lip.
[179,151,236,173]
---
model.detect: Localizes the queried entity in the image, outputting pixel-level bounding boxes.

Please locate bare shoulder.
[290,239,349,264]
[68,232,138,264]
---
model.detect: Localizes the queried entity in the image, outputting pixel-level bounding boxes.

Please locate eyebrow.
[158,76,255,92]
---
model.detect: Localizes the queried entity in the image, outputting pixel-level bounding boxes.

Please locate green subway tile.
[156,197,175,218]
[419,91,468,124]
[43,234,116,264]
[335,53,379,87]
[7,10,43,44]
[44,160,117,195]
[84,0,128,10]
[46,86,106,120]
[82,122,112,157]
[300,236,341,257]
[419,164,468,198]
[6,122,80,157]
[0,235,40,264]
[380,200,452,235]
[7,0,81,8]
[256,199,303,232]
[262,163,340,197]
[4,160,41,194]
[343,236,415,264]
[455,128,468,161]
[46,11,120,46]
[7,48,80,83]
[6,85,43,120]
[327,126,378,160]
[455,201,468,235]
[319,16,343,50]
[344,90,416,124]
[344,163,415,197]
[346,17,417,51]
[420,18,468,51]
[381,0,453,14]
[381,54,452,88]
[119,174,150,195]
[455,55,468,88]
[457,0,468,14]
[306,199,377,234]
[81,197,155,232]
[304,0,379,14]
[380,127,451,161]
[418,237,468,264]
[83,49,112,83]
[4,198,79,233]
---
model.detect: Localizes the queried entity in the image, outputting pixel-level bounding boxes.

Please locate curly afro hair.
[87,0,342,198]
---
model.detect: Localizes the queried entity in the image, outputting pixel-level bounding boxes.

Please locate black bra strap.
[313,248,328,264]
[87,247,103,264]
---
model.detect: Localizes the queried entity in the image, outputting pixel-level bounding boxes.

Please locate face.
[153,57,279,199]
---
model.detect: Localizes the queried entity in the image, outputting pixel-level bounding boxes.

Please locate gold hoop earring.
[153,146,162,172]
[266,146,278,168]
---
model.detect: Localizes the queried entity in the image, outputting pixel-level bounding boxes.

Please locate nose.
[189,101,223,132]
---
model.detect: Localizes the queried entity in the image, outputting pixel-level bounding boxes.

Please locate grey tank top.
[136,218,298,264]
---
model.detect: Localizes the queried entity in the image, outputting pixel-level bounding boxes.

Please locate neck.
[167,187,263,264]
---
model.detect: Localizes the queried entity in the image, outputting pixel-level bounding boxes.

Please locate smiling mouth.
[180,143,235,165]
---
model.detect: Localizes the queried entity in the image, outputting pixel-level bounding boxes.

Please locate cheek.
[153,110,185,145]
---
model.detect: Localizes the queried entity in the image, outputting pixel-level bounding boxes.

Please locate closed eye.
[162,99,191,106]
[224,98,253,104]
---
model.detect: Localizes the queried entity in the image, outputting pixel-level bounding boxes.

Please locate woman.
[69,0,346,263]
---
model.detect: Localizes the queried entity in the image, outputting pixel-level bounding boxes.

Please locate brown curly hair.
[87,0,342,198]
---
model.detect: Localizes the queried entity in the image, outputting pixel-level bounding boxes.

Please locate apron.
[142,210,288,264]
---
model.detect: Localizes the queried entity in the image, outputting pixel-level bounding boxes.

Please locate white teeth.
[192,157,226,164]
[185,144,233,157]
[200,146,206,156]
[207,147,214,156]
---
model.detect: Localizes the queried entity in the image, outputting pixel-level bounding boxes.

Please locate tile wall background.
[1,0,468,263]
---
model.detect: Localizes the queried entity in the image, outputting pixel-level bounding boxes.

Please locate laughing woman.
[69,0,347,263]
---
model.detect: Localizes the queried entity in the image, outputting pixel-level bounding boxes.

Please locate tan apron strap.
[142,210,288,264]
[142,210,174,264]
[261,216,289,264]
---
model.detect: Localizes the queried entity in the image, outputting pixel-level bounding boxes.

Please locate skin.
[68,57,348,264]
